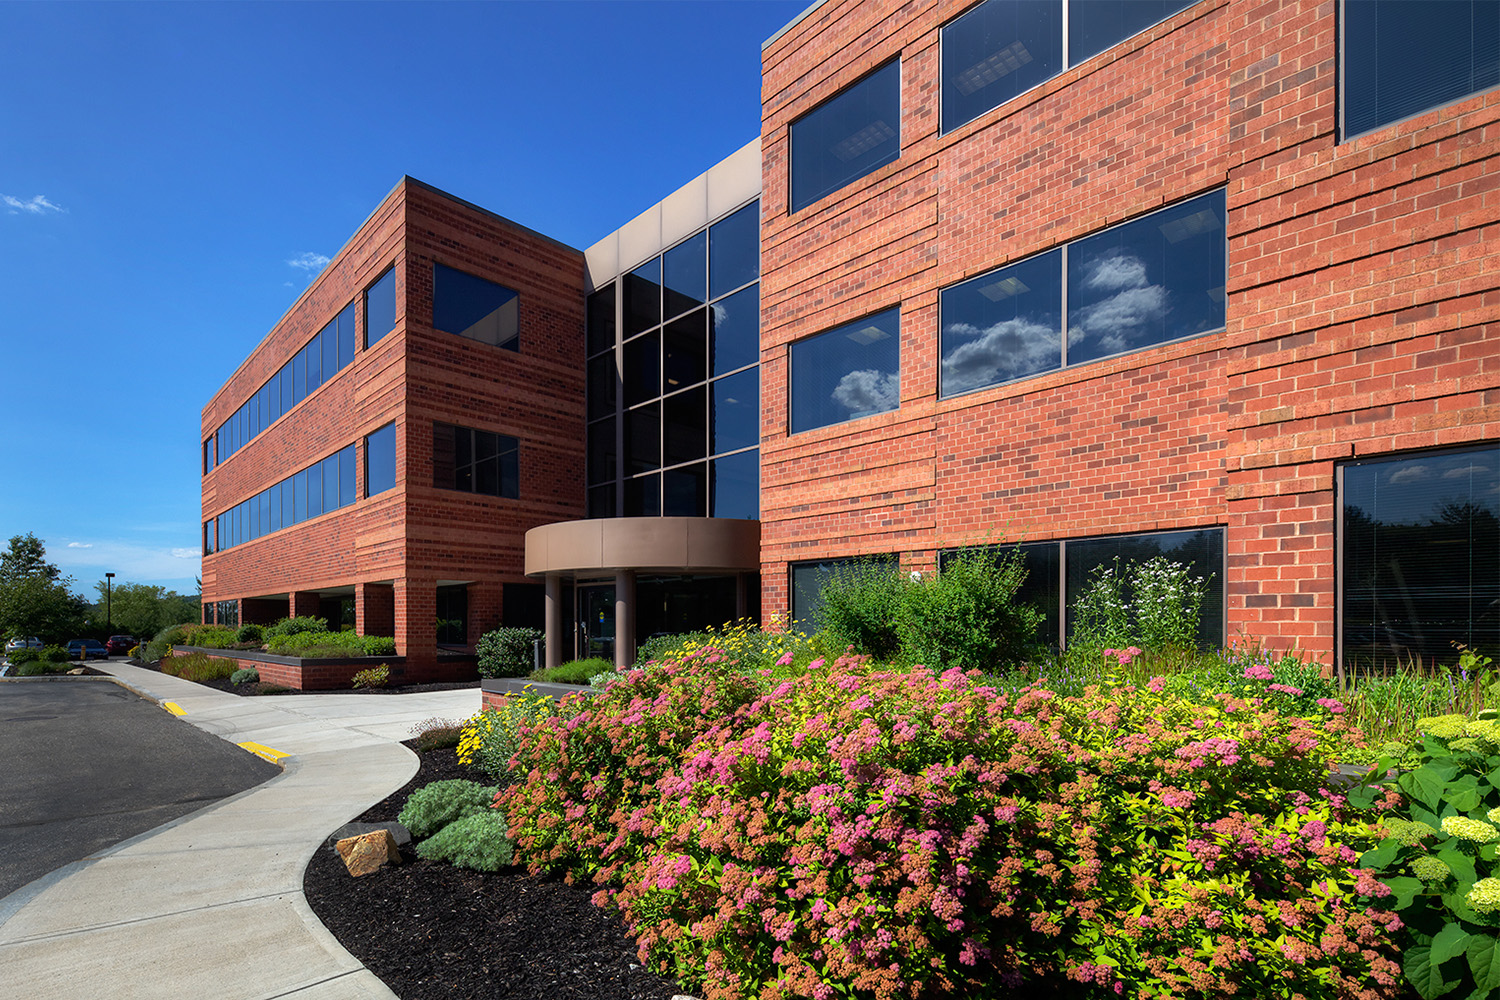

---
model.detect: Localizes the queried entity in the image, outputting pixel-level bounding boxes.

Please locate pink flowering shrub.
[500,651,1404,1000]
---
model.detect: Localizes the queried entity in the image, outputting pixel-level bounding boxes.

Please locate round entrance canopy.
[525,517,760,578]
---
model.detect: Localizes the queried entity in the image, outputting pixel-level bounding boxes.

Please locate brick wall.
[759,0,1500,663]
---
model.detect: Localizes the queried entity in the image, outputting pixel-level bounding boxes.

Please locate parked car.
[5,636,43,655]
[105,635,136,656]
[65,639,109,661]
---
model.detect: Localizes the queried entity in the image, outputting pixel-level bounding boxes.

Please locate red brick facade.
[201,179,585,681]
[758,0,1500,663]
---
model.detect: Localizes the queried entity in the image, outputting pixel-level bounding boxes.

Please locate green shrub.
[186,625,240,649]
[230,667,259,686]
[501,653,1398,1000]
[897,549,1041,671]
[144,622,195,662]
[414,810,513,871]
[816,559,909,660]
[458,691,559,779]
[265,629,394,658]
[161,651,238,683]
[1350,710,1500,1000]
[476,627,542,678]
[532,657,612,685]
[263,616,328,639]
[398,778,500,839]
[634,631,709,666]
[1070,556,1211,654]
[8,648,41,665]
[235,623,264,644]
[42,645,69,663]
[16,660,66,676]
[351,664,389,689]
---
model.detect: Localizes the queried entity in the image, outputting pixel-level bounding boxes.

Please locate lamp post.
[105,572,114,631]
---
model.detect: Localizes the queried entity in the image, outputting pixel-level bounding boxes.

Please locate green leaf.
[1468,933,1500,995]
[1451,776,1484,814]
[1441,849,1480,886]
[1385,876,1428,909]
[1362,840,1401,871]
[1402,770,1448,813]
[1433,922,1472,966]
[1407,944,1465,1000]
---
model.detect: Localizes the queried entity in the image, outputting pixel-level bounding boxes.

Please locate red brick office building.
[202,0,1498,682]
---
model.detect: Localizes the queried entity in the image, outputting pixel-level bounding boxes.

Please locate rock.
[336,828,403,877]
[67,668,86,675]
[327,821,411,853]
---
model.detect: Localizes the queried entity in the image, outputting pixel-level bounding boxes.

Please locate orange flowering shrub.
[499,649,1405,1000]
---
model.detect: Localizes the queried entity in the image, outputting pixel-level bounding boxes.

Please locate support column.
[545,574,563,670]
[289,591,321,621]
[614,569,635,669]
[356,582,395,637]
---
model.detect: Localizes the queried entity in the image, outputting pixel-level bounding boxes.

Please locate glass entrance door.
[577,585,615,663]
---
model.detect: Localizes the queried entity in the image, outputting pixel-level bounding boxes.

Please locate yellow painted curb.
[237,741,291,765]
[162,701,186,716]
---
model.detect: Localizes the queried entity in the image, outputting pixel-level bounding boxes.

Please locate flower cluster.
[1103,646,1143,666]
[500,653,1401,1000]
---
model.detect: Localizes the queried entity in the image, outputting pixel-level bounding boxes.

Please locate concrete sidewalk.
[0,664,481,1000]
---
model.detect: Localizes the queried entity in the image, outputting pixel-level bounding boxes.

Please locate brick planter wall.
[170,646,477,691]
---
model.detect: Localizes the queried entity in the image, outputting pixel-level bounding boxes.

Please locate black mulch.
[302,742,691,1000]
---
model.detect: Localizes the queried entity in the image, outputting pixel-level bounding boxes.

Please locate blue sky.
[0,0,803,600]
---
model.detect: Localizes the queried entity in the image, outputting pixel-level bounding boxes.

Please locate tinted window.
[587,283,617,355]
[1343,0,1500,139]
[663,386,707,467]
[710,449,759,519]
[663,310,706,391]
[321,322,337,386]
[337,302,356,369]
[942,0,1062,132]
[789,307,900,433]
[709,201,759,300]
[1067,189,1225,365]
[1070,0,1197,65]
[710,285,759,377]
[588,418,616,486]
[588,484,615,518]
[588,352,617,421]
[1343,445,1500,668]
[790,61,901,212]
[1065,528,1224,648]
[663,462,707,517]
[431,423,518,498]
[624,259,661,337]
[625,473,661,517]
[367,423,396,497]
[710,368,759,455]
[306,462,323,519]
[304,339,321,396]
[626,403,661,474]
[791,556,898,627]
[366,267,397,347]
[433,263,520,350]
[941,248,1063,396]
[662,231,706,320]
[623,331,661,407]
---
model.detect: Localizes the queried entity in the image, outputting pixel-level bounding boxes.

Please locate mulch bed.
[302,742,690,1000]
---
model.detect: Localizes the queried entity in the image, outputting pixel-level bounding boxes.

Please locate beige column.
[614,569,635,669]
[544,573,563,670]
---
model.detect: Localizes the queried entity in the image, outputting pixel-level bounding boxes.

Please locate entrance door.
[577,585,615,663]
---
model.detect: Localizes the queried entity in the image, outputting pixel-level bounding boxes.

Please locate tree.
[86,581,202,638]
[0,535,86,642]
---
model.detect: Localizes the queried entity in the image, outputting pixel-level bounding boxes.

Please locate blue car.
[65,639,108,660]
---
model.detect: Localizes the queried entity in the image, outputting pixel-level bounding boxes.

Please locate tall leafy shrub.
[475,626,541,678]
[501,656,1403,1000]
[816,560,909,661]
[897,549,1041,670]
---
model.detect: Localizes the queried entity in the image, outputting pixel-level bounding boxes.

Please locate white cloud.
[1083,254,1148,292]
[170,548,197,559]
[67,541,93,549]
[942,316,1061,394]
[831,368,899,416]
[1389,465,1431,485]
[1067,252,1170,357]
[287,251,330,274]
[48,538,202,593]
[4,194,66,215]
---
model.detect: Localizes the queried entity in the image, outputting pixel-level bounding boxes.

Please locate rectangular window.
[789,307,900,433]
[791,555,898,629]
[436,584,468,645]
[433,263,520,350]
[203,521,215,555]
[203,439,214,474]
[587,282,617,356]
[432,423,519,499]
[304,339,321,397]
[940,188,1225,397]
[1341,444,1500,669]
[339,443,356,507]
[337,301,356,369]
[790,60,901,212]
[366,423,396,497]
[366,267,397,347]
[941,0,1196,133]
[709,201,759,300]
[321,322,337,387]
[1342,0,1499,140]
[662,231,707,321]
[710,449,759,520]
[322,451,340,515]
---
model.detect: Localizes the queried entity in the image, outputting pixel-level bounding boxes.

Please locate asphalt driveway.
[0,679,280,901]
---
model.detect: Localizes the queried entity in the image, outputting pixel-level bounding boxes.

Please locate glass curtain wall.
[585,199,761,519]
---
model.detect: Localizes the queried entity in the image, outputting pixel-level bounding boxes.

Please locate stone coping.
[479,677,595,699]
[173,646,477,667]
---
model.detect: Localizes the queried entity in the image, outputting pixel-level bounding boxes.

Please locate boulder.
[335,828,403,877]
[327,821,411,853]
[67,668,86,675]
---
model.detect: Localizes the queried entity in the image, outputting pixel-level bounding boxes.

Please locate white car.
[5,636,42,654]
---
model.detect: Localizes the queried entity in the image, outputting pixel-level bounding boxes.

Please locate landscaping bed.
[131,656,478,697]
[302,741,687,1000]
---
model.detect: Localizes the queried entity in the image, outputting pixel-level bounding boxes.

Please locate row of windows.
[789,189,1224,433]
[791,0,1497,212]
[789,526,1225,651]
[207,261,521,474]
[591,446,759,520]
[206,267,396,472]
[205,426,395,554]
